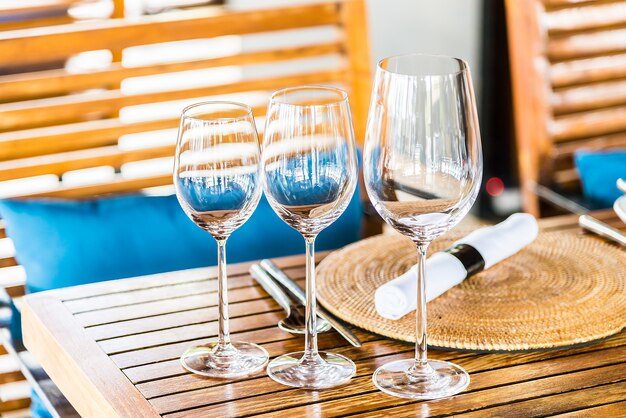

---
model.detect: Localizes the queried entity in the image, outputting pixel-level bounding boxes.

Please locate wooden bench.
[0,1,371,414]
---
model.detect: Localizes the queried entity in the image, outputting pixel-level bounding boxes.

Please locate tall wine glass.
[364,54,483,399]
[262,86,358,388]
[174,101,268,377]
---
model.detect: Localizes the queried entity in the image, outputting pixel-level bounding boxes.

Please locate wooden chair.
[0,1,371,414]
[506,0,626,216]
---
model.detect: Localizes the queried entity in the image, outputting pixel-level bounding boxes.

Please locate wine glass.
[364,54,483,399]
[261,86,358,388]
[174,101,268,377]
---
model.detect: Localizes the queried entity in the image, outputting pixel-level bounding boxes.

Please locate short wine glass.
[174,101,268,378]
[262,86,358,389]
[364,54,483,399]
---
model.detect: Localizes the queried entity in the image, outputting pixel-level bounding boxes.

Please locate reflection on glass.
[262,86,358,389]
[174,101,268,378]
[365,54,483,399]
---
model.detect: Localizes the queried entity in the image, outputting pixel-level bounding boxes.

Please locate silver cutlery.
[249,264,331,334]
[579,215,626,247]
[531,181,626,247]
[259,259,362,347]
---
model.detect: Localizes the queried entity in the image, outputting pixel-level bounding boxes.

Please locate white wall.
[365,0,483,96]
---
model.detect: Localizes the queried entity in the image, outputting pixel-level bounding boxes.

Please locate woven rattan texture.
[317,229,626,351]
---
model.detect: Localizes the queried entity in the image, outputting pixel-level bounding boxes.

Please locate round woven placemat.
[317,229,626,351]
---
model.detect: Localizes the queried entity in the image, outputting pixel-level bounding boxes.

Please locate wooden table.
[22,212,626,417]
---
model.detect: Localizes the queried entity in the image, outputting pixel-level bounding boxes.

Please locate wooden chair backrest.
[0,0,371,288]
[0,3,370,412]
[506,0,626,216]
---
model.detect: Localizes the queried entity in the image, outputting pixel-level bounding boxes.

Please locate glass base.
[180,341,268,378]
[267,351,356,389]
[373,359,469,399]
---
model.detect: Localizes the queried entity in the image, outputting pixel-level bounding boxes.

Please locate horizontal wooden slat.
[14,174,172,199]
[554,131,626,158]
[0,118,176,160]
[548,28,626,61]
[0,145,174,181]
[0,258,17,268]
[0,15,74,32]
[0,70,345,131]
[3,284,25,299]
[552,78,626,114]
[0,0,73,15]
[546,2,626,34]
[0,43,343,102]
[455,381,626,417]
[543,0,618,10]
[0,102,268,161]
[554,167,581,187]
[0,371,25,385]
[551,400,626,417]
[551,53,626,87]
[0,3,341,65]
[552,105,626,141]
[0,397,30,413]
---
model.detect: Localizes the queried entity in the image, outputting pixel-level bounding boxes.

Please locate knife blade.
[579,214,626,247]
[530,181,626,247]
[259,259,362,347]
[249,264,291,312]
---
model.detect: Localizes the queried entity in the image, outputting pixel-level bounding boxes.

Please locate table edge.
[22,293,160,418]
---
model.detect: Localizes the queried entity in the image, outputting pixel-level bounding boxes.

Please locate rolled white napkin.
[375,213,539,320]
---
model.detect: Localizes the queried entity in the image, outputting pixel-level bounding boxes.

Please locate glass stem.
[413,242,431,372]
[217,238,232,348]
[302,235,321,364]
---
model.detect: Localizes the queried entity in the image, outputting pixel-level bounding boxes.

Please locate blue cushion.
[0,192,361,295]
[575,150,626,208]
[30,389,53,418]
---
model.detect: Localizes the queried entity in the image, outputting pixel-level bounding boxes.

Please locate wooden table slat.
[454,381,626,418]
[549,400,626,417]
